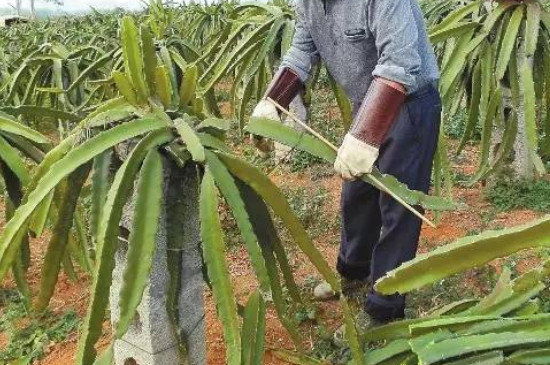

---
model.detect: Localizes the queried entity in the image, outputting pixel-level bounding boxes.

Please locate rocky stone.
[313,281,337,301]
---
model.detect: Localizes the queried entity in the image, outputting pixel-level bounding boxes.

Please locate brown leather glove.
[334,78,406,180]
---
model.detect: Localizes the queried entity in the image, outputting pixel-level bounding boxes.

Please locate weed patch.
[485,178,550,212]
[444,110,476,139]
[406,265,497,318]
[283,186,333,238]
[0,290,80,364]
[311,328,351,364]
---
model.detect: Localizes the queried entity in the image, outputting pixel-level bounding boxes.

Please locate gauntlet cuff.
[266,68,303,110]
[350,78,406,148]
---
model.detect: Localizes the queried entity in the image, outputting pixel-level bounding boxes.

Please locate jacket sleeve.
[280,2,320,83]
[367,0,422,93]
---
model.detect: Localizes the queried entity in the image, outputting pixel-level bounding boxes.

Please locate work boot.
[313,276,371,301]
[333,310,390,347]
[341,276,371,302]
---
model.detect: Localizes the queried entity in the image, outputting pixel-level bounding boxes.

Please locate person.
[251,0,441,327]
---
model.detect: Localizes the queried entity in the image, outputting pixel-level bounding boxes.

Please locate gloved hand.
[334,134,379,180]
[250,99,280,156]
[252,99,280,121]
[333,78,406,181]
[250,67,304,159]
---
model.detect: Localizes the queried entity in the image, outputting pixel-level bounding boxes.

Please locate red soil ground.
[0,140,545,365]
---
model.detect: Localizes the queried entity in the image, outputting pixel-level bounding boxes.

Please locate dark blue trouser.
[337,84,441,321]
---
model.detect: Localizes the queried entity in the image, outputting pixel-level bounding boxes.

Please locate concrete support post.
[109,160,205,365]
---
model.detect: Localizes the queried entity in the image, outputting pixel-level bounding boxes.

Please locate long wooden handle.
[267,98,339,151]
[267,97,436,229]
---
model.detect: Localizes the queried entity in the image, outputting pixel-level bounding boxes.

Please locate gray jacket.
[281,0,439,113]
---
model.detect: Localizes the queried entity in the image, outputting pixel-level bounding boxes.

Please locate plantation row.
[1,1,550,364]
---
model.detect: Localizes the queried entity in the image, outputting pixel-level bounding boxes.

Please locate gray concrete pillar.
[109,159,205,365]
